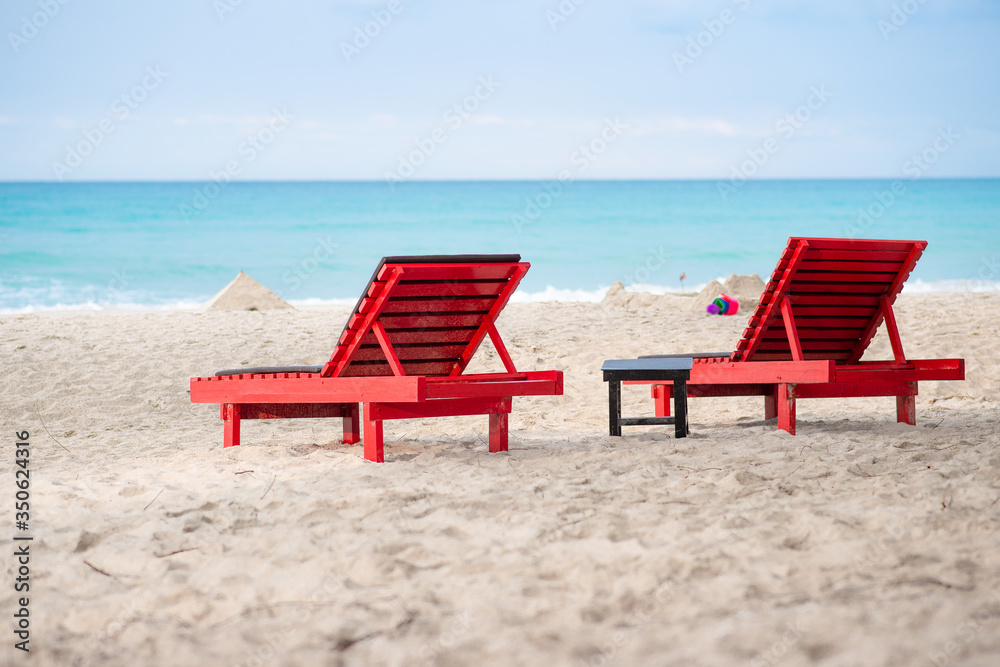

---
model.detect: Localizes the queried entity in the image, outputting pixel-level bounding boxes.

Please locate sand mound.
[692,279,725,312]
[693,274,765,314]
[202,271,293,311]
[602,281,628,307]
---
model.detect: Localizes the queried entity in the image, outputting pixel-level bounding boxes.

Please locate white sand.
[2,293,998,666]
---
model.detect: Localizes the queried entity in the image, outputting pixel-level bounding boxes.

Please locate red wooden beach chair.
[637,238,964,434]
[190,255,563,462]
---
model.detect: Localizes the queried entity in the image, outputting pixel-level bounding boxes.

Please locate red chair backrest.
[322,255,528,377]
[732,238,926,363]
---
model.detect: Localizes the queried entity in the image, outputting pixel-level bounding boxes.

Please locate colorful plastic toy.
[706,294,739,315]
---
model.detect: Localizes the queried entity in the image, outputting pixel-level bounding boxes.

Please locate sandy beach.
[2,292,998,666]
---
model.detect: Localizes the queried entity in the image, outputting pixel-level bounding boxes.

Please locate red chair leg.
[897,394,916,425]
[764,386,778,420]
[776,384,796,435]
[343,403,361,444]
[489,412,508,453]
[362,403,384,462]
[653,384,672,417]
[223,403,241,447]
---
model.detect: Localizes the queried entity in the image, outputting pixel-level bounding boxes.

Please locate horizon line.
[1,176,999,185]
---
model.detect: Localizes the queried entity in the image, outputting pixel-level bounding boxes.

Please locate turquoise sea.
[1,179,998,313]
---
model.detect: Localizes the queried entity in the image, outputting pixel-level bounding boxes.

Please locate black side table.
[601,357,693,438]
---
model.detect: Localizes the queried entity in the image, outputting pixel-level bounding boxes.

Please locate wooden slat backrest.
[320,255,527,377]
[732,238,926,363]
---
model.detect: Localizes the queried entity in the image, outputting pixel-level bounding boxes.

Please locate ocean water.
[1,179,998,313]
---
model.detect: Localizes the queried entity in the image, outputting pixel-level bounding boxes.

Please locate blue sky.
[1,0,998,181]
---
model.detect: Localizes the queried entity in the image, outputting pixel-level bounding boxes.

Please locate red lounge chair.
[190,255,563,462]
[636,238,964,434]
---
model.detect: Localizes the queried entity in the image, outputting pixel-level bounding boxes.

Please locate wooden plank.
[796,260,904,273]
[787,237,924,252]
[847,241,924,364]
[780,296,803,362]
[880,295,907,364]
[425,377,562,399]
[363,402,383,462]
[787,282,894,294]
[327,267,403,377]
[485,318,517,373]
[834,358,964,383]
[391,281,509,298]
[741,239,810,361]
[190,375,425,404]
[489,412,509,452]
[689,360,834,384]
[339,361,455,377]
[751,351,852,362]
[350,344,468,362]
[758,316,872,328]
[687,384,774,398]
[239,403,352,420]
[800,248,910,262]
[372,320,405,376]
[380,297,496,313]
[763,329,865,340]
[792,271,897,283]
[378,313,487,329]
[355,328,478,346]
[450,263,529,376]
[777,383,796,434]
[368,396,511,421]
[382,263,519,282]
[792,380,917,399]
[757,339,857,351]
[779,250,909,267]
[347,313,364,330]
[786,295,881,306]
[769,311,875,322]
[428,372,533,382]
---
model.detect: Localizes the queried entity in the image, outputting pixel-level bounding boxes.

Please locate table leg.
[674,380,688,438]
[608,379,622,436]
